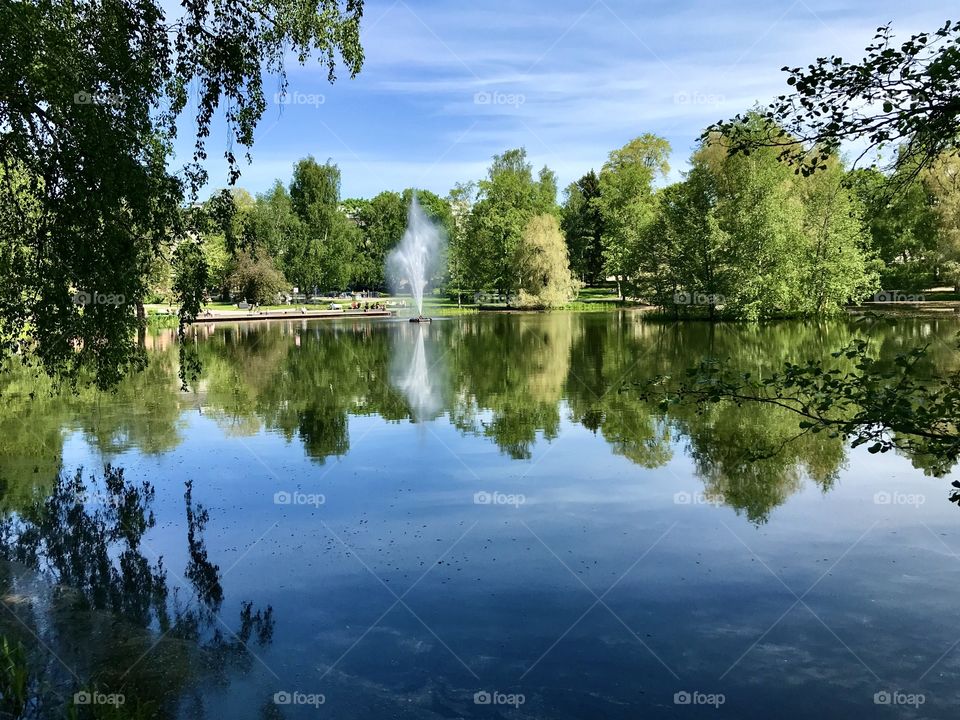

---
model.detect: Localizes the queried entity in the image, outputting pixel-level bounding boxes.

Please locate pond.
[1,312,958,718]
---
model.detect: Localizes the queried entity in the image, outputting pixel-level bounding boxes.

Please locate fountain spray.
[387,195,445,322]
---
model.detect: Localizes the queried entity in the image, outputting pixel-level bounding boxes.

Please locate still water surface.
[2,312,959,718]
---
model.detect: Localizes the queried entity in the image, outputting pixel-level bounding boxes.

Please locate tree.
[0,0,364,387]
[287,157,356,292]
[200,233,231,298]
[347,189,453,291]
[343,195,382,289]
[846,166,938,290]
[652,116,874,319]
[925,154,960,291]
[560,171,605,284]
[244,182,302,263]
[512,214,580,308]
[464,148,558,293]
[796,159,877,313]
[651,24,960,485]
[712,21,959,179]
[653,171,730,317]
[446,181,477,303]
[596,134,671,299]
[227,249,287,304]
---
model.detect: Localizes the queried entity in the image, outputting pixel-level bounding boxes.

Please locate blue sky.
[174,0,953,200]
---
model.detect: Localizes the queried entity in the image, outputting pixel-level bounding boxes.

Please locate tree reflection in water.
[2,315,958,530]
[0,465,274,718]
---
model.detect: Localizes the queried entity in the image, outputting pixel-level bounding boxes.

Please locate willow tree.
[463,148,559,294]
[0,0,364,387]
[512,214,580,309]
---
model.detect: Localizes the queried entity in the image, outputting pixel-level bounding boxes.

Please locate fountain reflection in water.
[387,194,445,320]
[394,323,442,422]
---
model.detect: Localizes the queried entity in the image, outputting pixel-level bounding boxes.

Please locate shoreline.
[184,308,394,323]
[165,300,960,326]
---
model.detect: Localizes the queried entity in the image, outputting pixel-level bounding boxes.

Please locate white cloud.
[192,0,957,198]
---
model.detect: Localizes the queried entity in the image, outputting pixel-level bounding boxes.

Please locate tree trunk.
[136,300,146,348]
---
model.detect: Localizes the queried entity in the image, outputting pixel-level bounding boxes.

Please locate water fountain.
[387,195,445,322]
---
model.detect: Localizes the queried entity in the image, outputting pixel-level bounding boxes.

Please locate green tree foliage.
[560,171,605,284]
[512,214,580,308]
[925,154,960,290]
[652,117,875,319]
[596,134,671,299]
[287,157,357,291]
[0,0,364,387]
[713,21,960,178]
[652,169,730,316]
[245,182,301,262]
[797,160,877,313]
[847,165,939,291]
[463,148,558,293]
[344,194,390,289]
[227,249,288,304]
[446,181,477,301]
[662,21,960,483]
